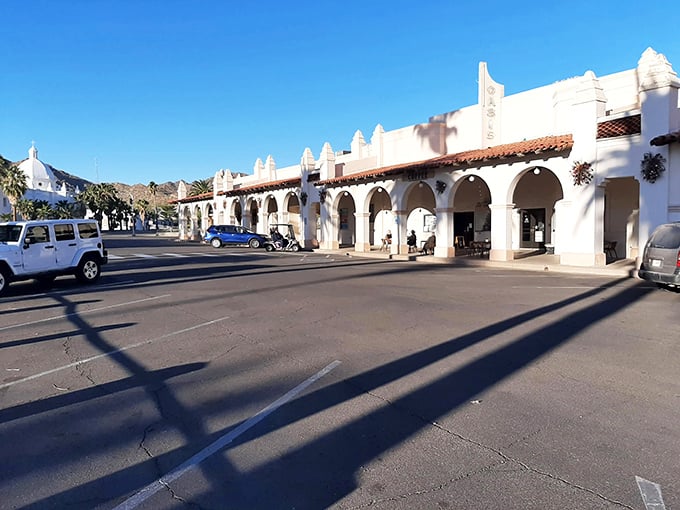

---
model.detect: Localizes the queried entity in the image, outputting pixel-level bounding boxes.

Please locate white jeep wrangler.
[0,219,108,296]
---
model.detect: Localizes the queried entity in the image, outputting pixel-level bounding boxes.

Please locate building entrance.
[520,208,546,249]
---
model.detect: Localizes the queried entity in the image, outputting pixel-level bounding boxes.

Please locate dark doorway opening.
[520,208,546,249]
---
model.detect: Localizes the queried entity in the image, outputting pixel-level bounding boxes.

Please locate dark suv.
[204,225,268,249]
[638,222,680,289]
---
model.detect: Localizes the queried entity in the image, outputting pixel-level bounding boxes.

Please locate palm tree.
[148,181,158,233]
[16,198,37,220]
[54,200,74,219]
[78,182,118,227]
[34,200,54,220]
[135,198,150,230]
[190,178,212,196]
[0,162,28,221]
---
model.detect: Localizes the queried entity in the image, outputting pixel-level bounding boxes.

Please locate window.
[27,225,50,244]
[77,222,99,239]
[54,223,76,241]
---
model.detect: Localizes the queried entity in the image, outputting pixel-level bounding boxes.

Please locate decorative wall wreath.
[571,161,593,186]
[318,187,328,202]
[435,180,447,194]
[640,152,666,183]
[299,191,308,206]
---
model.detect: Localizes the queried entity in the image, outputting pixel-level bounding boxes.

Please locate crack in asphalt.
[356,387,635,510]
[62,338,96,386]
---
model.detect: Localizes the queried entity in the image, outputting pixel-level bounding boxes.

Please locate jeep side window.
[54,224,76,241]
[77,222,99,239]
[26,225,50,244]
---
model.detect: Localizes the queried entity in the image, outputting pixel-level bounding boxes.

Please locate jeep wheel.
[211,238,222,248]
[76,257,101,283]
[0,267,9,296]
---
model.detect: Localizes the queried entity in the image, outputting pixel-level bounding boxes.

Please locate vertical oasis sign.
[479,62,504,145]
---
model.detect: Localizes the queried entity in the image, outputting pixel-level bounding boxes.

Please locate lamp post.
[129,195,135,237]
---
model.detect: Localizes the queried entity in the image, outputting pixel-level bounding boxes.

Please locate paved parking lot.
[1,237,678,509]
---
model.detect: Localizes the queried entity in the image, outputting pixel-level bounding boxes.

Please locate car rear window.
[649,225,680,249]
[55,223,76,241]
[77,222,100,239]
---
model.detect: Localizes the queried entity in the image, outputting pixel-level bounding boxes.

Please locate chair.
[604,241,618,259]
[454,236,465,248]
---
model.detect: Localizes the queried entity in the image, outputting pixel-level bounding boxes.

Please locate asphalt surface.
[0,235,678,509]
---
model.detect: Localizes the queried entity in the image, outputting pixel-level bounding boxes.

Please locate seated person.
[406,230,417,252]
[421,234,436,255]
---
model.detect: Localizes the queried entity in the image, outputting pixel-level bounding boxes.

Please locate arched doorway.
[368,186,392,248]
[603,177,639,260]
[511,166,563,250]
[335,191,356,248]
[453,175,492,249]
[405,182,436,250]
[285,192,301,236]
[265,195,278,232]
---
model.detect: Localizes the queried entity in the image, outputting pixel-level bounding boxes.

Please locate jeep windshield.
[0,225,23,243]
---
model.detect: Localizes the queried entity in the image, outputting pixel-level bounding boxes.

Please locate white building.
[0,144,76,218]
[175,48,680,268]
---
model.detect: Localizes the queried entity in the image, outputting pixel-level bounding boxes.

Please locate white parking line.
[0,316,230,390]
[132,253,157,258]
[107,254,125,259]
[162,253,189,258]
[190,252,218,257]
[0,295,170,333]
[113,360,341,510]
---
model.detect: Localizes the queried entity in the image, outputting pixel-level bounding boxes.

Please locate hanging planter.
[571,161,593,186]
[640,152,666,183]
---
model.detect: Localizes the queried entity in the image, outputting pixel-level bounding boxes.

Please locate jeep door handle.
[68,243,77,246]
[45,245,55,249]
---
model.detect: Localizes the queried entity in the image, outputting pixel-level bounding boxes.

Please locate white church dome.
[18,144,57,192]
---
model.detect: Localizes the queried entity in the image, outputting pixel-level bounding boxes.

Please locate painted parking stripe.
[162,253,189,258]
[113,360,341,510]
[132,253,157,258]
[190,252,218,257]
[0,295,169,334]
[636,476,666,510]
[0,316,229,390]
[107,254,125,259]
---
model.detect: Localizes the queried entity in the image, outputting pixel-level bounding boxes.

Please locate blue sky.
[2,1,678,186]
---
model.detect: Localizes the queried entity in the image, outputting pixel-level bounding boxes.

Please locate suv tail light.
[676,250,680,268]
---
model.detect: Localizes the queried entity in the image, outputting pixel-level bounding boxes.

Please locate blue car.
[204,225,268,249]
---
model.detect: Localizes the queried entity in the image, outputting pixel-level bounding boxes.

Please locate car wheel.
[76,257,101,283]
[265,244,275,252]
[0,267,9,296]
[249,238,261,249]
[211,238,222,248]
[291,243,300,252]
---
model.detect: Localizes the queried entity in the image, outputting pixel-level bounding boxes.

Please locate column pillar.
[434,207,455,258]
[489,203,514,261]
[355,212,371,252]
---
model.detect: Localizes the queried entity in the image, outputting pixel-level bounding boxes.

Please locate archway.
[405,182,436,250]
[230,199,242,225]
[265,195,278,231]
[285,192,301,236]
[452,175,492,249]
[368,186,392,248]
[335,191,356,248]
[511,166,563,250]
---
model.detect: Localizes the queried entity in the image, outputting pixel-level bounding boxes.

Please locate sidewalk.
[313,248,639,278]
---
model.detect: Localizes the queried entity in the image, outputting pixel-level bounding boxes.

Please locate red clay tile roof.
[650,130,680,146]
[597,115,641,139]
[219,177,302,195]
[318,134,574,186]
[173,191,214,204]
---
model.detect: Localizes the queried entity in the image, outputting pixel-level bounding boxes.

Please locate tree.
[148,181,158,233]
[16,198,37,220]
[135,198,150,230]
[54,200,75,219]
[78,183,118,227]
[190,178,212,196]
[0,161,28,221]
[34,200,54,220]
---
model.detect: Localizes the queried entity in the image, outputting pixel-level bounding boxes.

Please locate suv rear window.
[77,222,100,239]
[55,223,76,241]
[649,225,680,249]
